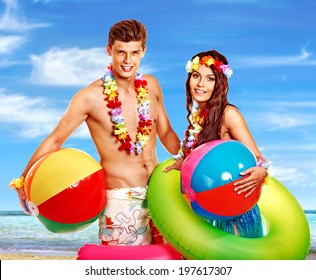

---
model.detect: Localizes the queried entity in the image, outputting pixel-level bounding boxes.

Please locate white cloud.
[272,101,316,108]
[0,34,26,54]
[234,49,316,68]
[243,96,316,131]
[246,110,316,132]
[29,46,156,86]
[0,0,50,66]
[264,143,316,153]
[0,89,90,139]
[0,0,49,31]
[263,112,316,130]
[194,0,294,10]
[29,47,109,86]
[272,165,315,189]
[32,0,51,3]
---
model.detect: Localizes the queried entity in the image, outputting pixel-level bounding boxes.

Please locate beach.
[306,253,316,260]
[0,253,76,260]
[1,211,315,261]
[0,252,315,260]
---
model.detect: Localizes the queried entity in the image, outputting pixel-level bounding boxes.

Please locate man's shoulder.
[143,74,160,89]
[143,73,157,82]
[75,78,103,98]
[84,78,103,92]
[89,77,104,88]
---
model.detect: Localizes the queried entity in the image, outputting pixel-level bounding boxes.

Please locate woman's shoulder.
[223,105,244,126]
[224,104,242,117]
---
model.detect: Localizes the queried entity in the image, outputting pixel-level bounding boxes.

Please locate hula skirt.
[206,204,263,238]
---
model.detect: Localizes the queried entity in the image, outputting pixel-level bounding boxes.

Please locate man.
[10,19,180,246]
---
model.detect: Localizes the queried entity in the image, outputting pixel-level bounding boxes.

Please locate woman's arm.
[223,106,268,198]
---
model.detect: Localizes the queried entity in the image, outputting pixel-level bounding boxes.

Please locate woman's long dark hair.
[184,50,235,147]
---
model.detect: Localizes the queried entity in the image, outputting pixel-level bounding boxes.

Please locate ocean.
[0,210,315,257]
[0,211,100,256]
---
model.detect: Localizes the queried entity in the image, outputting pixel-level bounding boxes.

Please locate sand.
[0,253,77,260]
[1,253,315,260]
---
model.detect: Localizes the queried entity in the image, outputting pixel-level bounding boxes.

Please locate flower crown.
[185,55,233,78]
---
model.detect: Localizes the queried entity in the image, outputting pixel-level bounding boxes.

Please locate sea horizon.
[1,210,315,257]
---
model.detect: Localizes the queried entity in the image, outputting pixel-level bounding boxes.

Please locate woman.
[166,50,271,238]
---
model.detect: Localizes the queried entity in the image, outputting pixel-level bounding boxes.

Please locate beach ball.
[24,148,107,233]
[181,140,262,220]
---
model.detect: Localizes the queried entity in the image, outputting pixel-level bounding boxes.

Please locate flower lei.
[173,102,208,160]
[103,65,152,154]
[185,55,233,78]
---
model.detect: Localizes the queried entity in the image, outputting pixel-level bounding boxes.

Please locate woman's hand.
[233,166,267,198]
[164,158,184,172]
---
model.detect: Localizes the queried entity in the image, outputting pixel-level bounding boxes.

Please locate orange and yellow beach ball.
[24,148,107,233]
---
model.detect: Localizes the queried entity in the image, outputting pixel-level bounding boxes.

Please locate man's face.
[106,40,146,79]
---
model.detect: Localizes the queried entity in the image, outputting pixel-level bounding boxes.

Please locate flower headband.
[185,55,233,78]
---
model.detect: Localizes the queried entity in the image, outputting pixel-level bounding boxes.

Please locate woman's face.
[189,64,215,108]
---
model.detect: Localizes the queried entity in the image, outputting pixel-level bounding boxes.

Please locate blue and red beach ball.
[181,140,262,220]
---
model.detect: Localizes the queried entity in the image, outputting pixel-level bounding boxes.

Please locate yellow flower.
[114,122,126,130]
[136,133,150,144]
[117,132,127,139]
[114,127,127,135]
[9,176,25,189]
[192,56,200,65]
[108,91,118,101]
[205,57,215,66]
[137,90,149,99]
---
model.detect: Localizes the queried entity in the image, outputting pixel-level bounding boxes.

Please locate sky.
[0,0,315,211]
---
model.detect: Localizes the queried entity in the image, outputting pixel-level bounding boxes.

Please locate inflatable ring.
[77,243,183,260]
[147,158,310,260]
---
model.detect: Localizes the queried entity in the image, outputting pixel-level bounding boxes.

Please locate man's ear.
[141,46,147,58]
[106,45,111,56]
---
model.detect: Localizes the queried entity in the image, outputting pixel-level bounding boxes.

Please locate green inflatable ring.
[147,158,310,260]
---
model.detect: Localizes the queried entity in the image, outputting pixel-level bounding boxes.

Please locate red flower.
[107,97,121,109]
[119,141,133,151]
[135,79,147,89]
[138,119,152,128]
[213,60,223,72]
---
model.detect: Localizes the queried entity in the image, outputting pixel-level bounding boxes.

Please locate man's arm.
[150,76,180,155]
[15,88,91,213]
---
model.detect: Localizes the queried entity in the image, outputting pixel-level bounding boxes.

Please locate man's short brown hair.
[108,19,147,49]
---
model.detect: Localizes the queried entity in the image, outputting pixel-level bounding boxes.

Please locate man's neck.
[112,70,136,91]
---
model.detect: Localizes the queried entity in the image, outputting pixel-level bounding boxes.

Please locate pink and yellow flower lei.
[185,55,233,78]
[103,65,152,154]
[173,102,208,160]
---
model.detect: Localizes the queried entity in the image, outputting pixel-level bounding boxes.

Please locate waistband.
[106,186,148,200]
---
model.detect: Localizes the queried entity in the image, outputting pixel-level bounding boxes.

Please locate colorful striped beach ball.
[181,140,262,220]
[24,148,107,233]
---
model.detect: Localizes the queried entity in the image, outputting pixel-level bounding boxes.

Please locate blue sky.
[0,0,315,210]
